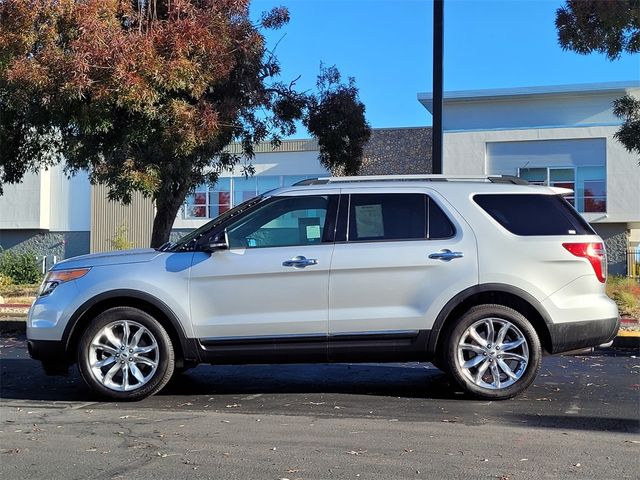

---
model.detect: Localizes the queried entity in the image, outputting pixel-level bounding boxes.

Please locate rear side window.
[349,193,425,241]
[346,193,455,242]
[473,194,595,236]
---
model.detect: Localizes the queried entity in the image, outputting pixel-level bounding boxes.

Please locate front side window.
[226,195,334,249]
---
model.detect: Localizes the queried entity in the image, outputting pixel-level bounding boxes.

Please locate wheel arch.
[429,284,553,357]
[63,290,200,367]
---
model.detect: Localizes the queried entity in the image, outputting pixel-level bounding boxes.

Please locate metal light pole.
[432,0,444,174]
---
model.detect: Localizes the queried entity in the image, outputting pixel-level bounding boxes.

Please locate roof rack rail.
[294,174,529,185]
[487,175,529,185]
[292,178,330,186]
[293,175,529,187]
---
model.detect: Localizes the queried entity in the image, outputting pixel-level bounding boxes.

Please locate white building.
[419,81,640,275]
[0,81,638,275]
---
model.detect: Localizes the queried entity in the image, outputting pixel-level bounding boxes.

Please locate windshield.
[164,194,267,251]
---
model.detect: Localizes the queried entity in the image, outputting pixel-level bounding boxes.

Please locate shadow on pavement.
[506,413,640,434]
[1,358,460,402]
[162,362,459,399]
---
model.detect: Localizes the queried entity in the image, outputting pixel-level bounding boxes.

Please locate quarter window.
[474,194,595,236]
[428,198,456,239]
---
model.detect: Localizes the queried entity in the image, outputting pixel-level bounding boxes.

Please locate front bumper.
[27,339,66,362]
[28,339,70,375]
[548,316,620,354]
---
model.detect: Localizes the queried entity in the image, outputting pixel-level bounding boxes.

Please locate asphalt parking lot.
[1,331,638,480]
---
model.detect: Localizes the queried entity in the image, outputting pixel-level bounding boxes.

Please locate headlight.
[38,268,91,297]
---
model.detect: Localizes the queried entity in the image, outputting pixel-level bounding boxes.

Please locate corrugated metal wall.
[90,184,155,253]
[225,138,319,154]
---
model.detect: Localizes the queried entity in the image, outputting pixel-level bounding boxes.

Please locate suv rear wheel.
[77,307,175,400]
[444,304,541,400]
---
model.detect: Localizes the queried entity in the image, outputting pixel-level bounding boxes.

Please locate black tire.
[77,307,175,401]
[443,304,541,400]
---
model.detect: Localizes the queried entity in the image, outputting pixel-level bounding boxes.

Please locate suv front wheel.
[444,304,542,400]
[77,307,175,400]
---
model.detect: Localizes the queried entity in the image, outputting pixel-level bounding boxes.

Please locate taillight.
[562,242,607,283]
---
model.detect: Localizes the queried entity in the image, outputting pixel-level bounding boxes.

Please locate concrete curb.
[613,330,640,349]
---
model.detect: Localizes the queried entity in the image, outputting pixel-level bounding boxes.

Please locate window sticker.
[306,225,321,240]
[355,204,384,238]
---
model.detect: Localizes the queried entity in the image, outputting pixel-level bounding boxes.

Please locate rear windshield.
[473,194,595,236]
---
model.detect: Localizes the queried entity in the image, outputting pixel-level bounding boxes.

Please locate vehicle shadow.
[0,358,459,402]
[505,413,640,434]
[162,362,458,399]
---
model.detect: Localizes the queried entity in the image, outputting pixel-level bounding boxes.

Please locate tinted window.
[227,196,333,248]
[428,198,455,239]
[348,194,426,241]
[474,194,595,236]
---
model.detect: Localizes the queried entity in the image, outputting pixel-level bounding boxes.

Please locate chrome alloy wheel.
[88,320,159,392]
[456,317,529,390]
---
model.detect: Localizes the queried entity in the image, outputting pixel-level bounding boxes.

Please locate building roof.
[418,81,640,113]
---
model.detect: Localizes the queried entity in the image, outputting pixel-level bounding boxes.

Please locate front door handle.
[282,255,318,268]
[429,249,464,261]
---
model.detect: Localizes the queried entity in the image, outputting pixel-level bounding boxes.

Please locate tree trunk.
[150,184,190,248]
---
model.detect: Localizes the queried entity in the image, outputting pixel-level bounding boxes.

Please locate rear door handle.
[428,249,464,261]
[282,255,318,268]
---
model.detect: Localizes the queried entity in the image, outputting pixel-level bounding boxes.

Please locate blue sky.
[251,0,639,132]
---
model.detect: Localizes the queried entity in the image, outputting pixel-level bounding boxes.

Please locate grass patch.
[0,284,39,303]
[606,276,640,320]
[0,284,39,297]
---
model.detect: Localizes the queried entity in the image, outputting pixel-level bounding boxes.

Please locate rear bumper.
[548,317,619,354]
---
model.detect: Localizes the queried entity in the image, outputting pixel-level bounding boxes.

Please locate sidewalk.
[2,308,638,348]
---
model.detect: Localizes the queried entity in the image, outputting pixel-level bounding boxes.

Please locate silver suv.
[27,175,619,400]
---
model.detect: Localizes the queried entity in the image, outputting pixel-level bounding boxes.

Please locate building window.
[518,166,605,213]
[184,189,209,219]
[181,174,318,220]
[209,177,231,218]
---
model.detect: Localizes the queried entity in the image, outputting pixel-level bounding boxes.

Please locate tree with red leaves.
[0,1,370,246]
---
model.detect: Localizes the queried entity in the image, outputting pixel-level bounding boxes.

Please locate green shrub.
[606,275,640,320]
[0,273,13,288]
[109,224,134,251]
[0,283,40,297]
[0,250,43,284]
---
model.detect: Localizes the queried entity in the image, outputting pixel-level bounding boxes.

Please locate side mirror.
[202,231,228,253]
